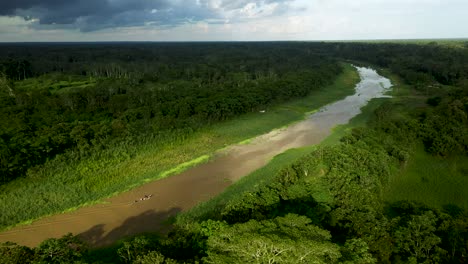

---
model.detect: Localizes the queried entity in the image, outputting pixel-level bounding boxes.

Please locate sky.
[0,0,467,42]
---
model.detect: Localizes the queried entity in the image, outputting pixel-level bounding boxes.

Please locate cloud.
[2,0,466,41]
[0,0,294,32]
[209,0,292,10]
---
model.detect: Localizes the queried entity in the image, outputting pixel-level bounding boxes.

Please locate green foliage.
[162,224,208,262]
[186,91,467,263]
[0,241,35,264]
[1,41,468,264]
[204,214,341,264]
[218,151,332,224]
[427,96,442,106]
[340,238,376,264]
[117,236,155,264]
[0,57,358,231]
[180,63,359,224]
[34,233,87,264]
[332,42,468,85]
[420,97,468,156]
[394,211,445,263]
[439,215,468,262]
[0,58,32,81]
[133,251,177,264]
[0,43,342,185]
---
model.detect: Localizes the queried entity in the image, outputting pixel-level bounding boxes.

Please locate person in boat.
[134,194,153,203]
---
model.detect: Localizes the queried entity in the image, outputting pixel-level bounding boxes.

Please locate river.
[0,66,392,247]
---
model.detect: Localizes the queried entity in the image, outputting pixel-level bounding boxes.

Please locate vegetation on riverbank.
[0,47,357,230]
[1,41,468,264]
[1,43,344,185]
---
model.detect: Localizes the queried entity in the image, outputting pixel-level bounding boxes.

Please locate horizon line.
[0,37,467,44]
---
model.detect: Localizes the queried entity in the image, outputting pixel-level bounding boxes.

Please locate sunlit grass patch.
[384,146,468,210]
[14,74,97,93]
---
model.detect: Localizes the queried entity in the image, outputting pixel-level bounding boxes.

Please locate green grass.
[14,74,97,93]
[0,64,359,231]
[377,67,468,211]
[384,146,468,210]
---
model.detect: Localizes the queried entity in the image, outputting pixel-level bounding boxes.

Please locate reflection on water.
[311,66,392,125]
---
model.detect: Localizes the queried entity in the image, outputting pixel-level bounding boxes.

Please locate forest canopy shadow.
[78,207,181,247]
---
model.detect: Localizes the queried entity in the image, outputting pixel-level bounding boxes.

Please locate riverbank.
[179,66,394,224]
[0,64,359,245]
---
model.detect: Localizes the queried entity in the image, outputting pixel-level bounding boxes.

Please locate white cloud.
[0,0,467,41]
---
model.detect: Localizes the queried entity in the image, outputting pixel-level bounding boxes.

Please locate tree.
[340,238,376,264]
[394,211,445,263]
[34,233,87,264]
[439,215,468,262]
[133,251,177,264]
[117,236,153,264]
[0,242,35,264]
[204,214,341,264]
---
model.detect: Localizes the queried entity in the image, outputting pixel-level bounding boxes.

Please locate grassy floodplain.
[385,146,468,210]
[0,64,359,231]
[376,69,468,211]
[364,68,468,214]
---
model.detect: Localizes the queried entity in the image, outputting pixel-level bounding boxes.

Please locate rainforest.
[0,41,468,264]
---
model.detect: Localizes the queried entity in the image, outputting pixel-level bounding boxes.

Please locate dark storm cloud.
[1,0,165,17]
[0,0,59,15]
[76,3,218,32]
[0,0,293,31]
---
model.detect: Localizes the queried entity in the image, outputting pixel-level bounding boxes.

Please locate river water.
[0,67,392,247]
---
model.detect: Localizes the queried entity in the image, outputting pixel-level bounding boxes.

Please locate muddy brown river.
[0,67,392,247]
